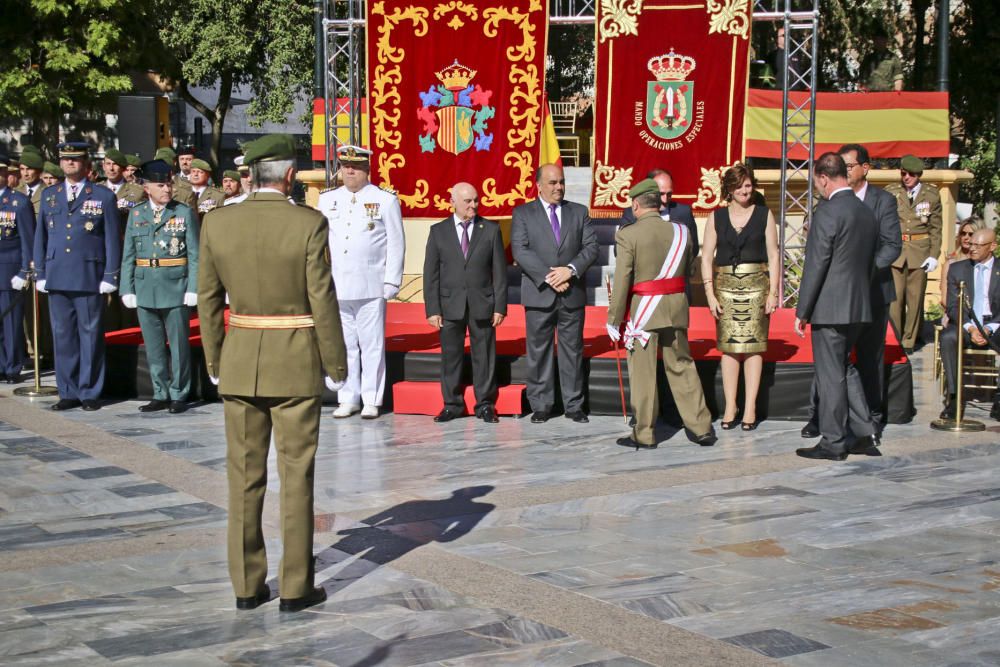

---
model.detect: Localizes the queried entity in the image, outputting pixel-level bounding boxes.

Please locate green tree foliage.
[545,24,594,102]
[0,0,151,154]
[155,0,315,168]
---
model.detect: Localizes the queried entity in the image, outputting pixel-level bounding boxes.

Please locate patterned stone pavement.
[2,348,1000,666]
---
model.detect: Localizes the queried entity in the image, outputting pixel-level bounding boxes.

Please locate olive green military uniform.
[15,182,42,216]
[173,179,199,213]
[199,181,347,600]
[608,209,712,445]
[194,185,226,216]
[886,181,942,349]
[121,199,199,401]
[862,50,903,91]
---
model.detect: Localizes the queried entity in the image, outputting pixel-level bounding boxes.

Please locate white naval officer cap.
[337,144,371,165]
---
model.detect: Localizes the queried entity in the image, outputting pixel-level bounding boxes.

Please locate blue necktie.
[974,264,986,322]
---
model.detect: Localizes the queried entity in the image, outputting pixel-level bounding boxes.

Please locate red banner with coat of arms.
[366,0,547,219]
[590,0,752,217]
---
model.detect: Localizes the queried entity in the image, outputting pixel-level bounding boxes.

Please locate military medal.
[168,237,184,256]
[364,202,380,230]
[84,221,94,232]
[915,201,930,223]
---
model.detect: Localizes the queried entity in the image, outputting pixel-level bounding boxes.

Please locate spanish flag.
[745,90,949,159]
[311,98,369,161]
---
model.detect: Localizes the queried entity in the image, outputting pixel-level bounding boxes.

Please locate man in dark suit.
[0,154,35,383]
[424,182,508,423]
[939,228,1000,421]
[34,142,122,411]
[802,143,901,440]
[511,163,599,423]
[794,153,879,461]
[618,169,699,258]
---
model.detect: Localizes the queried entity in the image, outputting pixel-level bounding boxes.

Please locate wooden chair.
[934,324,999,402]
[549,101,580,166]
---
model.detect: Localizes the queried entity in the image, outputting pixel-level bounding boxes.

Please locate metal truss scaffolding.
[323,0,821,302]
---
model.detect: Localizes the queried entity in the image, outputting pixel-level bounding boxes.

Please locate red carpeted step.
[392,381,525,416]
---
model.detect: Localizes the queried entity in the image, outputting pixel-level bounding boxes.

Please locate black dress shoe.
[477,405,499,423]
[434,408,460,422]
[51,398,82,411]
[801,422,820,438]
[3,374,16,384]
[235,585,270,610]
[616,436,657,449]
[530,410,550,424]
[565,410,589,424]
[847,436,882,456]
[692,432,717,447]
[168,400,187,414]
[279,586,327,613]
[81,400,101,411]
[991,402,1000,421]
[939,395,957,420]
[796,445,847,461]
[139,400,169,413]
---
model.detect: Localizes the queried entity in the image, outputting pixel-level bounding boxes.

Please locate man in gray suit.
[795,153,879,461]
[511,163,599,423]
[424,182,508,424]
[802,143,901,441]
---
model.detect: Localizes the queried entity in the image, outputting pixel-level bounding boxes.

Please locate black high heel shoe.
[741,419,761,431]
[720,416,740,430]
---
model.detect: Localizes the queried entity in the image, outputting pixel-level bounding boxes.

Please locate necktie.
[549,203,560,244]
[460,220,471,258]
[975,264,987,321]
[67,184,77,202]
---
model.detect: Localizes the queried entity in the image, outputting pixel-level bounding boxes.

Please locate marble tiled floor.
[2,349,1000,666]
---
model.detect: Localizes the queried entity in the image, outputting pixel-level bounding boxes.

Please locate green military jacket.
[195,186,226,216]
[121,199,199,308]
[15,182,43,216]
[198,192,347,397]
[173,179,199,213]
[608,210,695,331]
[863,51,903,91]
[101,180,147,222]
[885,181,942,269]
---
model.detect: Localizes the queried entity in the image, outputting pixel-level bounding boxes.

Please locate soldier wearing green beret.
[221,170,242,202]
[886,154,942,351]
[124,154,143,184]
[101,149,147,217]
[41,162,64,186]
[199,133,347,613]
[607,178,715,448]
[16,151,45,215]
[120,159,199,413]
[188,159,225,214]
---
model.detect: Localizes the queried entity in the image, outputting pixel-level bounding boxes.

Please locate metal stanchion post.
[14,274,58,398]
[931,281,985,432]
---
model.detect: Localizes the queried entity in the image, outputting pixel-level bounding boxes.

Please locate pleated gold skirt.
[714,263,770,354]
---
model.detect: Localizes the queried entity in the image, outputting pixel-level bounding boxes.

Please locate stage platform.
[104,303,914,423]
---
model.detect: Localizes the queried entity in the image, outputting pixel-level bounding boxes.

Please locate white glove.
[99,281,117,294]
[183,292,198,307]
[606,323,621,342]
[10,276,26,291]
[121,294,137,309]
[920,257,939,273]
[35,279,47,293]
[383,283,400,300]
[325,376,345,392]
[209,376,219,386]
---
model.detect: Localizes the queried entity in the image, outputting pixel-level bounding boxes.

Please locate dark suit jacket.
[424,215,508,321]
[863,184,901,306]
[796,189,878,326]
[619,201,699,257]
[511,198,598,309]
[0,188,35,289]
[945,258,1000,329]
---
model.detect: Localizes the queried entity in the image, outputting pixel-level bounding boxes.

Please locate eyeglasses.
[659,192,672,198]
[843,162,860,169]
[960,231,975,237]
[969,242,994,248]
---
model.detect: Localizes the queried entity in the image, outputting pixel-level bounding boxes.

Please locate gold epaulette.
[320,186,336,194]
[378,185,397,196]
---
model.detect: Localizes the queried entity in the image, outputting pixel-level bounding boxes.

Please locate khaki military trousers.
[627,327,711,445]
[890,262,926,349]
[223,394,321,599]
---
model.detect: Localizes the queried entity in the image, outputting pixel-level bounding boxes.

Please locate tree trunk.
[210,72,234,175]
[32,111,60,158]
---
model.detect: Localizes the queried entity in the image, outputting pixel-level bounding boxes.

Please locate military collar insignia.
[1,197,6,205]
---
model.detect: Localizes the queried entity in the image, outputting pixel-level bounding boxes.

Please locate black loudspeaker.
[117,96,158,162]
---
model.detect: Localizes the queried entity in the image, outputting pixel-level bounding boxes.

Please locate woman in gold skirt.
[701,164,780,430]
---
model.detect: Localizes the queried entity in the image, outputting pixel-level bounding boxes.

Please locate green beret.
[190,158,211,172]
[104,148,128,167]
[126,154,142,168]
[20,144,43,156]
[223,170,241,181]
[244,134,296,165]
[154,147,177,162]
[43,162,64,178]
[19,152,44,170]
[900,154,924,174]
[628,178,659,200]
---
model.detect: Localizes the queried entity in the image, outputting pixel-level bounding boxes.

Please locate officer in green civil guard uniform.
[187,158,225,215]
[120,159,199,414]
[886,154,942,352]
[198,133,347,613]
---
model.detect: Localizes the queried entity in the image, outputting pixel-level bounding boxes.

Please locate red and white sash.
[624,222,688,350]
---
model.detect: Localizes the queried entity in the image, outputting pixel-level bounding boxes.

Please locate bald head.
[536,163,566,205]
[451,181,479,221]
[970,228,997,264]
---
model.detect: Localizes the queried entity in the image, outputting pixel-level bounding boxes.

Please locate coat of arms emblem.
[646,49,697,140]
[417,59,495,155]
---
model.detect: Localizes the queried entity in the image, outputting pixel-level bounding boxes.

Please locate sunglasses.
[960,231,975,237]
[901,170,920,177]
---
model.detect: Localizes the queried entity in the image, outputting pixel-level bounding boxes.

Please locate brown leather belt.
[901,233,929,242]
[228,314,315,329]
[136,258,187,267]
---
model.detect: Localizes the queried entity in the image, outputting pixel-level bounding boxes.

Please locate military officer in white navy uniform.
[317,145,404,419]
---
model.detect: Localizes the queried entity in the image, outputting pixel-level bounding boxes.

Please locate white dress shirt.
[538,197,577,276]
[454,213,474,244]
[855,182,868,201]
[966,256,997,334]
